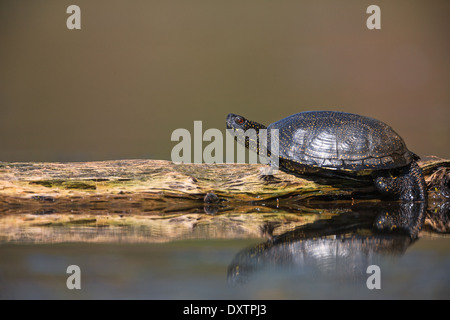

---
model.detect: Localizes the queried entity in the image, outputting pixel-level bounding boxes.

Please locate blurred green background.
[0,0,449,162]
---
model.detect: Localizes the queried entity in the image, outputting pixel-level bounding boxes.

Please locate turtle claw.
[374,162,427,202]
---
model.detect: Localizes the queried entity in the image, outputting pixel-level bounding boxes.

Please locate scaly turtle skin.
[226,111,427,202]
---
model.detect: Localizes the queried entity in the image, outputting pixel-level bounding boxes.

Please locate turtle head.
[226,113,267,133]
[226,113,268,153]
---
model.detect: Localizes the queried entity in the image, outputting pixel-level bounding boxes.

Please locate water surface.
[1,201,449,299]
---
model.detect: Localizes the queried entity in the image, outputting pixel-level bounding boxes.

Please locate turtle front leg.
[374,162,427,202]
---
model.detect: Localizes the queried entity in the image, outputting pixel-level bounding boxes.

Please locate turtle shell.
[267,111,415,172]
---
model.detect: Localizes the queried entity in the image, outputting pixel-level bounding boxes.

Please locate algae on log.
[0,157,448,243]
[0,157,448,209]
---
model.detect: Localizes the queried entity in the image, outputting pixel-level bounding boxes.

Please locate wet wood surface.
[0,157,448,203]
[0,157,448,243]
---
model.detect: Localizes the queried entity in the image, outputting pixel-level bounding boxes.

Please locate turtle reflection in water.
[226,111,427,202]
[227,201,426,285]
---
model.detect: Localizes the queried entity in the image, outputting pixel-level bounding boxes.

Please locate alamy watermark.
[171,121,280,175]
[66,5,381,31]
[366,265,381,290]
[66,265,81,290]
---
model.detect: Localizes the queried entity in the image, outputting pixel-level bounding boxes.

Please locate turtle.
[226,111,427,202]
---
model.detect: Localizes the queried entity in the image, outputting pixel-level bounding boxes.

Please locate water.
[1,202,449,299]
[1,238,449,299]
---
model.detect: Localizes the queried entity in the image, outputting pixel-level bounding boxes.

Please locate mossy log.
[0,157,448,243]
[0,156,448,210]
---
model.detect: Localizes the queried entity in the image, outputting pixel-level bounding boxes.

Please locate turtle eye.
[236,117,245,125]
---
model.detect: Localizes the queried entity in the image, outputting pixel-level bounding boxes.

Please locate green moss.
[62,181,96,190]
[29,180,96,190]
[29,180,58,188]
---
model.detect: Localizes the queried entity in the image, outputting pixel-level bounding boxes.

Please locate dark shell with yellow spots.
[267,111,415,172]
[226,111,427,202]
[227,111,416,173]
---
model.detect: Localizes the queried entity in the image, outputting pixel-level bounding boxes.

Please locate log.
[0,157,448,243]
[0,157,448,206]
